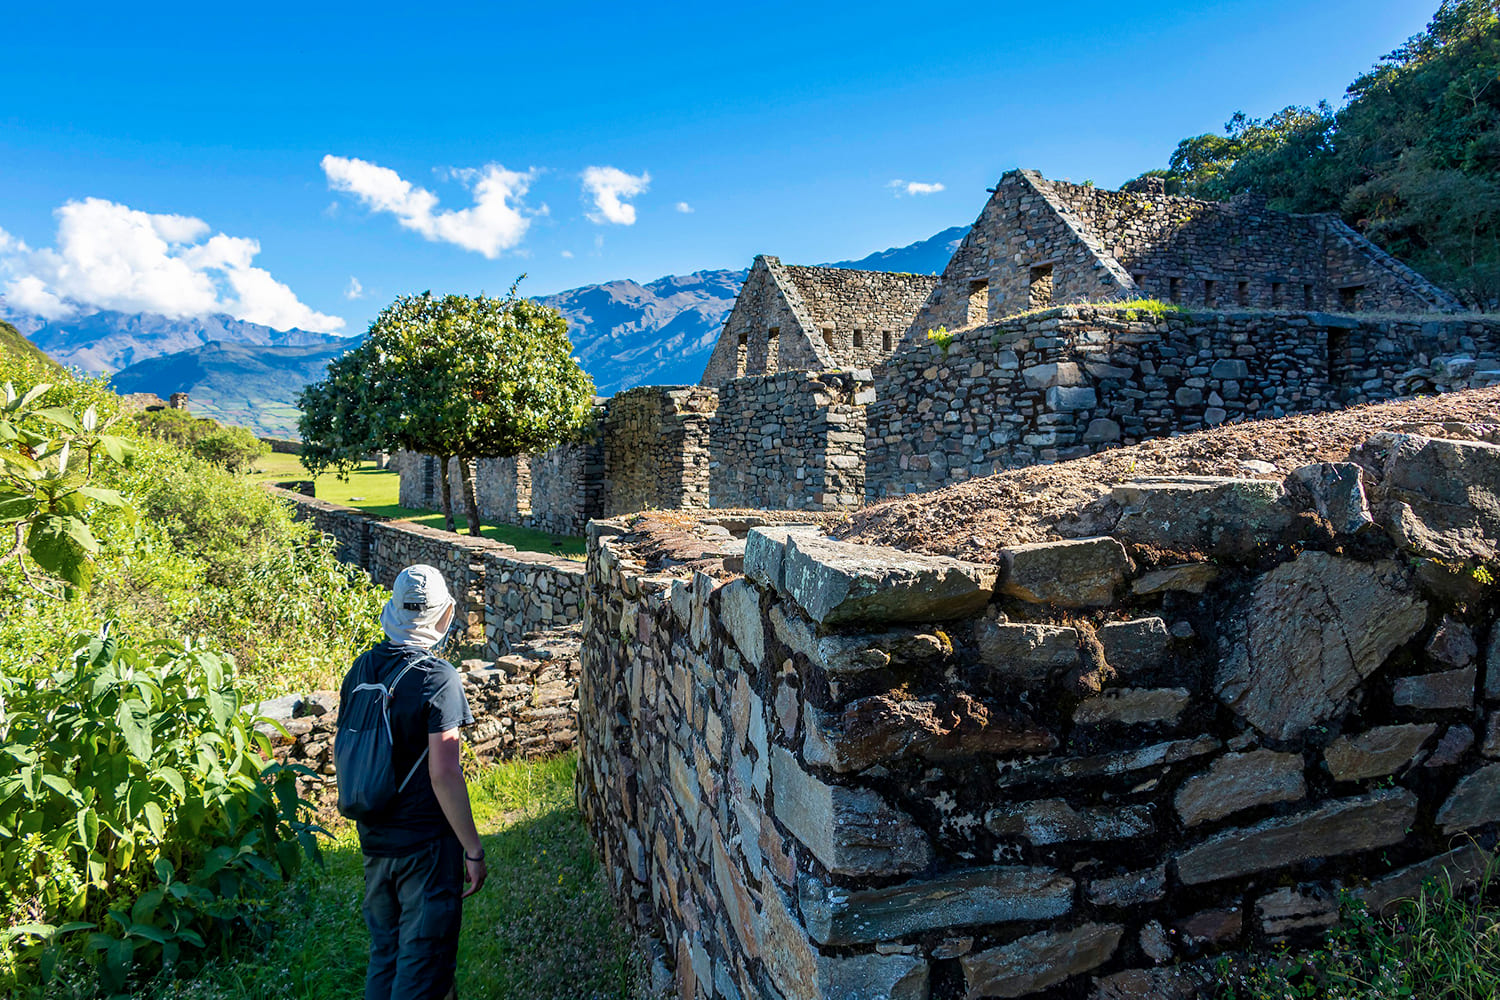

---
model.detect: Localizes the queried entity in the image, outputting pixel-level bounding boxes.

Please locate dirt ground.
[832,387,1500,562]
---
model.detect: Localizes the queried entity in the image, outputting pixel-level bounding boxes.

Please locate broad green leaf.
[76,809,98,852]
[0,491,37,522]
[31,407,82,433]
[82,404,97,432]
[115,699,153,761]
[143,801,165,839]
[26,515,93,588]
[96,435,133,465]
[15,383,52,411]
[157,767,185,798]
[77,486,127,507]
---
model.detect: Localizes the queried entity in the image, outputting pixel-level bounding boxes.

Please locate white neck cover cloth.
[379,564,456,649]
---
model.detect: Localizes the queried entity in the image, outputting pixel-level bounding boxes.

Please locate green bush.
[133,410,268,475]
[0,628,321,996]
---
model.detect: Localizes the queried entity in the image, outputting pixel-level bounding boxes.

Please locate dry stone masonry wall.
[577,428,1500,1000]
[602,385,718,515]
[710,369,873,511]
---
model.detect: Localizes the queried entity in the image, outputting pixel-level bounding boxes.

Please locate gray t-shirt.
[341,641,474,856]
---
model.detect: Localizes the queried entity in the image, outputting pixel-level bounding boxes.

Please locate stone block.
[1132,563,1219,595]
[1174,749,1306,826]
[1175,789,1418,885]
[1047,385,1098,411]
[1392,667,1476,711]
[997,736,1220,786]
[1425,616,1477,668]
[1324,724,1437,781]
[812,628,953,677]
[781,534,999,625]
[802,692,1056,772]
[1356,843,1495,915]
[1086,864,1166,907]
[998,537,1132,608]
[1435,763,1500,834]
[1090,967,1210,1000]
[960,923,1123,999]
[1256,887,1337,938]
[1484,714,1500,758]
[1174,387,1204,407]
[717,579,766,670]
[1289,462,1373,534]
[1424,724,1474,767]
[769,745,932,876]
[1097,617,1170,674]
[1073,687,1192,726]
[1083,418,1122,443]
[1113,476,1294,557]
[1174,907,1242,948]
[1215,552,1427,740]
[1375,433,1500,562]
[1021,361,1086,388]
[985,798,1154,845]
[974,620,1079,685]
[744,525,822,591]
[798,865,1074,945]
[1211,359,1250,379]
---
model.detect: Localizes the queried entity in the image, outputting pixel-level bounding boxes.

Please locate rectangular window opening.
[735,330,748,376]
[766,327,780,373]
[1169,277,1182,304]
[852,328,864,349]
[968,279,991,324]
[1339,285,1363,312]
[882,330,893,352]
[1203,279,1217,307]
[1303,284,1315,309]
[1027,266,1053,310]
[1271,282,1285,308]
[822,325,836,350]
[1236,281,1249,307]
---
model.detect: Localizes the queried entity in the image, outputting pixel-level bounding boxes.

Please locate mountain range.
[0,225,968,437]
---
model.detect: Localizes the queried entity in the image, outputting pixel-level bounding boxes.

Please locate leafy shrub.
[0,628,321,996]
[133,410,267,474]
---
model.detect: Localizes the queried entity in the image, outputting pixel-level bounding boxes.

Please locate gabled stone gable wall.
[709,370,873,511]
[701,257,825,388]
[906,172,1136,339]
[603,385,719,515]
[868,306,1500,500]
[779,265,938,369]
[578,437,1500,1000]
[1322,218,1466,312]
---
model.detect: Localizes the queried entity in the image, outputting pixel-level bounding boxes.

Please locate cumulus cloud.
[0,198,343,332]
[888,179,945,197]
[582,166,650,225]
[560,250,574,259]
[675,202,693,214]
[322,155,536,258]
[345,276,364,300]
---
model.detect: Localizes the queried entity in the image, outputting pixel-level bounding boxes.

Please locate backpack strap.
[387,653,438,794]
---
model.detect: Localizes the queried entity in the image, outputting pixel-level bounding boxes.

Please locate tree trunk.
[437,453,455,532]
[458,456,483,537]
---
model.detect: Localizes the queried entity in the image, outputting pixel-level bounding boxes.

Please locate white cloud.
[560,250,574,259]
[345,276,364,300]
[675,202,694,214]
[888,179,946,197]
[322,155,536,258]
[0,198,343,332]
[582,166,650,225]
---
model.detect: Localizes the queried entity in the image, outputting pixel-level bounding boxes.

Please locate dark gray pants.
[362,836,463,1000]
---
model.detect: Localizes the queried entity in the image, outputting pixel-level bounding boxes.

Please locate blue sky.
[0,0,1435,335]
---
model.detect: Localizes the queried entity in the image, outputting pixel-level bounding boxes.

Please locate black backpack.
[334,652,431,821]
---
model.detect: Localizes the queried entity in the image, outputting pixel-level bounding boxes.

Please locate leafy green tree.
[299,287,596,535]
[134,408,268,473]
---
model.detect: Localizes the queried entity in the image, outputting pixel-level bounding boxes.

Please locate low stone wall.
[268,487,584,661]
[603,385,718,515]
[577,431,1500,1000]
[867,306,1500,498]
[710,369,872,511]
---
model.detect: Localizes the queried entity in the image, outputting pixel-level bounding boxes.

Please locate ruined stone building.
[698,256,938,388]
[909,170,1462,337]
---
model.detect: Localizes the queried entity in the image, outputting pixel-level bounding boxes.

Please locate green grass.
[245,454,586,559]
[136,754,647,1000]
[0,320,62,371]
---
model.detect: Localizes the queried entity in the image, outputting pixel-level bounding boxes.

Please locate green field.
[247,453,586,558]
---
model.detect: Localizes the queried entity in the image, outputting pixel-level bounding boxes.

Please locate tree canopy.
[1136,0,1500,306]
[298,288,595,535]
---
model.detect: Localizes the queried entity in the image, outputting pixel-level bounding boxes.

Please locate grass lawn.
[140,754,649,1000]
[246,453,585,559]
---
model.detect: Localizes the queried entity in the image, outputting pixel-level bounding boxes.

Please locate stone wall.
[603,385,718,515]
[528,437,606,536]
[868,305,1500,498]
[269,486,584,661]
[710,369,873,511]
[780,264,939,370]
[577,430,1500,1000]
[476,455,531,527]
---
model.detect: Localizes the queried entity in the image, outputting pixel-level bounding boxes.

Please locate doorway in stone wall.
[967,280,990,324]
[1029,266,1053,310]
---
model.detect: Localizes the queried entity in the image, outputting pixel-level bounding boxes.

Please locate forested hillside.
[1137,0,1500,306]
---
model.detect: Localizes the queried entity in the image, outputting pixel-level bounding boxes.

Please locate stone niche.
[576,431,1500,1000]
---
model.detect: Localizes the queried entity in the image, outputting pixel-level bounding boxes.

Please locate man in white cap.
[342,564,487,1000]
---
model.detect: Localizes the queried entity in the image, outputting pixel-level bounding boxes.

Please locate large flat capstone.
[798,866,1074,945]
[1175,789,1418,885]
[1374,433,1500,563]
[960,923,1123,999]
[1215,552,1428,740]
[780,534,999,625]
[770,745,932,876]
[1112,476,1295,557]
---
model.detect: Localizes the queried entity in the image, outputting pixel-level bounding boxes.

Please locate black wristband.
[465,849,485,862]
